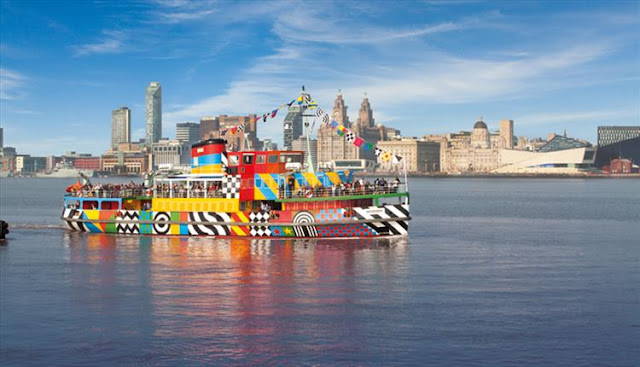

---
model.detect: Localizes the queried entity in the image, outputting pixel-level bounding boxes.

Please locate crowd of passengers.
[281,177,401,198]
[68,177,402,199]
[69,181,147,198]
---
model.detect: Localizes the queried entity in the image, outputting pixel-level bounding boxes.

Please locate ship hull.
[61,204,410,238]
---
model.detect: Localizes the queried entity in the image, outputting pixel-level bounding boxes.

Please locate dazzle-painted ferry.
[62,138,410,238]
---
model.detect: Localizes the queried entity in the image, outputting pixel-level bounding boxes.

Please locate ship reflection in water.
[62,231,409,364]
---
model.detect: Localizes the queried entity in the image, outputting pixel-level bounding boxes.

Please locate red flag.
[353,137,364,147]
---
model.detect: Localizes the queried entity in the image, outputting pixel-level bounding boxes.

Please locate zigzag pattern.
[63,208,86,232]
[116,210,140,234]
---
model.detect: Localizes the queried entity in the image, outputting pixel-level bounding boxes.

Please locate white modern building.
[494,136,597,174]
[151,139,190,171]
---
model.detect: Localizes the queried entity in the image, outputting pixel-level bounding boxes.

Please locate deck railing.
[68,183,407,200]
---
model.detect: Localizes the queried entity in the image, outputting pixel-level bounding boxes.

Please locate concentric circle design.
[293,211,317,237]
[153,212,171,234]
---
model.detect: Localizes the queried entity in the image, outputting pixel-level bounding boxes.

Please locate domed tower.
[471,116,490,149]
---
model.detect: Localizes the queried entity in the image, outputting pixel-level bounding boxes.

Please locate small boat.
[61,138,411,238]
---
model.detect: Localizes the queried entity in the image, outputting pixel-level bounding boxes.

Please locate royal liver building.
[317,91,390,166]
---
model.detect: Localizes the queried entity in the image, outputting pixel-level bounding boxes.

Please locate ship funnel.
[191,139,227,174]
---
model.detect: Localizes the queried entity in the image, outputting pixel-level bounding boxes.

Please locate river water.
[0,177,638,366]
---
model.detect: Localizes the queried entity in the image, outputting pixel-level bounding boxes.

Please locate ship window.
[243,154,254,165]
[229,155,240,166]
[101,201,120,210]
[257,155,266,164]
[82,200,99,210]
[268,154,278,163]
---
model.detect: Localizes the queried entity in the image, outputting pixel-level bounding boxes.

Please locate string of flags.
[220,92,403,164]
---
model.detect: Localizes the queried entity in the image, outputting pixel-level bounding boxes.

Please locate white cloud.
[0,68,26,100]
[73,30,126,57]
[515,109,638,126]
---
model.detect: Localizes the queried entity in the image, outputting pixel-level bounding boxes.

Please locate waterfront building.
[15,155,46,174]
[74,157,101,171]
[441,117,508,173]
[495,135,597,174]
[500,119,514,149]
[200,116,219,140]
[176,122,200,146]
[151,139,191,170]
[292,137,318,170]
[597,126,640,146]
[111,107,131,150]
[283,104,304,150]
[317,90,358,164]
[145,82,162,146]
[376,139,441,173]
[0,147,17,176]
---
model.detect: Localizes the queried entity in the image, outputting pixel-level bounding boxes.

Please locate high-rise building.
[200,116,220,140]
[176,122,201,146]
[145,82,162,146]
[283,104,305,150]
[111,107,131,150]
[597,126,640,146]
[0,127,3,149]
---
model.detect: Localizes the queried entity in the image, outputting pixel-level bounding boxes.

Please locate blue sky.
[1,0,638,156]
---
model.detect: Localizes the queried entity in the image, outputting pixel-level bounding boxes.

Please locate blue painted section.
[192,153,221,167]
[293,173,308,187]
[315,172,333,186]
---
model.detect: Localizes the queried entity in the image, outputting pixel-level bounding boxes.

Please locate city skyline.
[1,1,638,156]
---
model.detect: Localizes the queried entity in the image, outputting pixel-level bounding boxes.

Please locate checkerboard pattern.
[315,208,344,222]
[222,175,241,199]
[317,224,377,237]
[249,211,271,237]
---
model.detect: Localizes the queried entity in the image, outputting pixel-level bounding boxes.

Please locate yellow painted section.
[303,172,322,187]
[254,173,279,200]
[84,210,100,220]
[152,198,238,212]
[170,224,181,235]
[231,226,246,236]
[191,164,223,174]
[236,212,249,223]
[326,172,342,185]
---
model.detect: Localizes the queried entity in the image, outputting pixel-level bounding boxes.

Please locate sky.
[0,0,638,156]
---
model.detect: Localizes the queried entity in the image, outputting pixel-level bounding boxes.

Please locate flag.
[345,132,356,143]
[315,108,325,117]
[364,142,373,151]
[230,126,238,135]
[337,129,344,136]
[392,155,403,164]
[271,109,278,118]
[322,113,330,124]
[263,113,269,122]
[288,99,296,106]
[221,129,228,136]
[353,136,364,147]
[297,96,304,105]
[330,120,339,128]
[374,147,383,157]
[381,151,392,162]
[237,124,244,132]
[308,100,318,109]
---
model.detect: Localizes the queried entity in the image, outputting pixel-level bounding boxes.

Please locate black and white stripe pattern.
[352,204,409,236]
[221,151,228,170]
[293,211,317,237]
[188,212,231,236]
[63,208,86,232]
